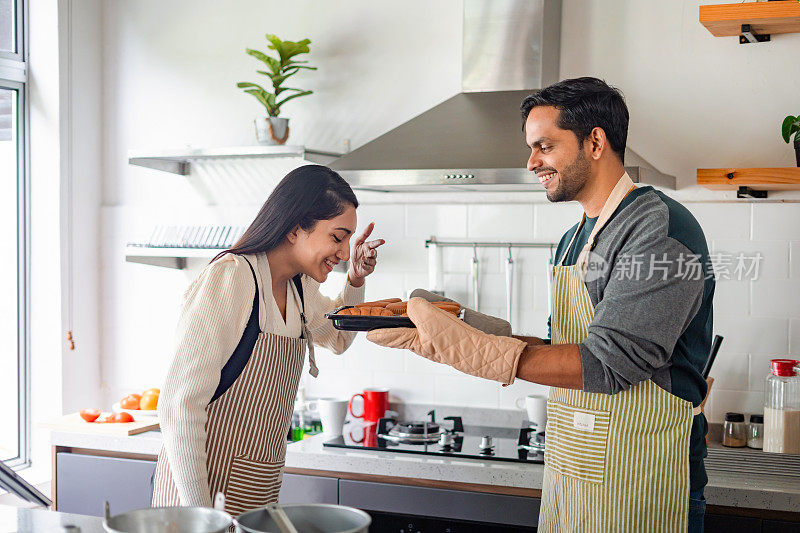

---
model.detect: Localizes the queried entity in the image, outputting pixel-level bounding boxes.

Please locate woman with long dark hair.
[152,165,383,513]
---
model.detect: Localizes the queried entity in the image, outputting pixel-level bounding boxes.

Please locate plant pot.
[254,117,290,145]
[794,138,800,167]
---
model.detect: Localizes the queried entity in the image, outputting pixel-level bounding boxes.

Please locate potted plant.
[782,113,800,167]
[237,34,317,145]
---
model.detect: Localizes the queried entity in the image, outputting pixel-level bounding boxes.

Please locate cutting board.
[39,412,160,436]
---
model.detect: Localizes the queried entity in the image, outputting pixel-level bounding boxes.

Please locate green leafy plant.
[237,34,317,117]
[783,114,800,143]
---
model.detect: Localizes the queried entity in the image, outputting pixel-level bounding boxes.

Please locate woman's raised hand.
[348,222,385,287]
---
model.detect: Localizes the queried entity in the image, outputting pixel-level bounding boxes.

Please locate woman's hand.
[348,222,385,287]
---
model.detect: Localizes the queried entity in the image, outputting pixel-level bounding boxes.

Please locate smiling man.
[369,77,715,532]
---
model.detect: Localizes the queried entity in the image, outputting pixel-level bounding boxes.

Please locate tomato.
[120,394,142,410]
[143,388,160,396]
[107,412,134,423]
[79,409,101,423]
[139,392,159,411]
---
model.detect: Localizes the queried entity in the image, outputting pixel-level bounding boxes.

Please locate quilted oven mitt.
[367,297,526,386]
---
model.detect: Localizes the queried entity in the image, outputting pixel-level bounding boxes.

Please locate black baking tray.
[326,306,415,331]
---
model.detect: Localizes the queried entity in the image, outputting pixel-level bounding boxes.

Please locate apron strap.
[209,255,262,404]
[291,275,318,378]
[574,173,636,275]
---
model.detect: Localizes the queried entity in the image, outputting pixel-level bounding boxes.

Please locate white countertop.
[50,427,800,513]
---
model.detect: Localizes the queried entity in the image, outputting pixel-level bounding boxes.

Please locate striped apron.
[538,174,699,532]
[152,257,310,515]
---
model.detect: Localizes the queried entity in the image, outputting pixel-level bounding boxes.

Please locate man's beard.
[545,149,591,203]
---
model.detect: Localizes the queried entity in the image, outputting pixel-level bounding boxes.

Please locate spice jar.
[747,414,764,449]
[764,359,800,455]
[722,412,747,447]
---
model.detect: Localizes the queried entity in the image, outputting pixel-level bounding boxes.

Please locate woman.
[152,165,383,513]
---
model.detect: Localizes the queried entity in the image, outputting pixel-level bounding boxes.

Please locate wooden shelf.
[697,167,800,197]
[700,1,800,39]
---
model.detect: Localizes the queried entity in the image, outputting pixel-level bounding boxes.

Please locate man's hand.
[367,298,526,385]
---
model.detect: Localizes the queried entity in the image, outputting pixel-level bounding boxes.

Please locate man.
[369,77,714,532]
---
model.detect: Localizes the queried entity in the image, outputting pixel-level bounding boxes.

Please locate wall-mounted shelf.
[697,167,800,198]
[125,246,222,269]
[128,145,342,175]
[126,245,351,273]
[700,1,800,44]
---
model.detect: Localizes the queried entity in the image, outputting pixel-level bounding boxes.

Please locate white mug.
[515,394,548,430]
[307,398,349,437]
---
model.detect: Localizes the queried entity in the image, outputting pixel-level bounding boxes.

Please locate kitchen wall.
[60,1,800,431]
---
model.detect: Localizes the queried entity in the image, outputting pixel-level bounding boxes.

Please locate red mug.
[349,388,389,423]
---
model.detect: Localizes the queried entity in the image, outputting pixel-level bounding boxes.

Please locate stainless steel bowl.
[103,502,233,533]
[236,504,371,533]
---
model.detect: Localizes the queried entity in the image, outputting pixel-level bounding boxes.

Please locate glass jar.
[764,359,800,455]
[747,414,764,449]
[722,412,747,447]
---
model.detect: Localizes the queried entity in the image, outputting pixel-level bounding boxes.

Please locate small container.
[722,412,747,447]
[747,414,764,449]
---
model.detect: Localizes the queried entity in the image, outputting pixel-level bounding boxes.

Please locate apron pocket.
[224,456,284,514]
[545,401,611,484]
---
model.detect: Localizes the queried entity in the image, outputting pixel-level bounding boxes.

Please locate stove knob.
[480,436,493,450]
[439,433,454,447]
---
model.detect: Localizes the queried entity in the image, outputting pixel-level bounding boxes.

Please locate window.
[0,0,28,467]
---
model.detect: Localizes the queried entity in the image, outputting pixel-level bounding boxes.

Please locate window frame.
[0,0,29,469]
[0,0,24,60]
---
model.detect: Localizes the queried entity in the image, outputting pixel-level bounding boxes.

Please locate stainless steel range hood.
[331,0,676,192]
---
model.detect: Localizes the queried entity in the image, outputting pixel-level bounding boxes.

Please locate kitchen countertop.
[0,505,104,532]
[50,425,800,514]
[284,433,800,513]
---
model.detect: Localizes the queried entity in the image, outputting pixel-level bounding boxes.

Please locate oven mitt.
[367,297,525,386]
[410,288,512,337]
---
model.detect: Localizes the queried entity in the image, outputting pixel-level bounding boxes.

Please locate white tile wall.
[103,200,800,423]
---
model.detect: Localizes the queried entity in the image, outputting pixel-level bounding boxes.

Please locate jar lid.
[750,414,764,424]
[770,359,799,377]
[725,412,744,422]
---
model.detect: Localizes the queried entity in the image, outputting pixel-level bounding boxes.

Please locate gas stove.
[323,410,545,464]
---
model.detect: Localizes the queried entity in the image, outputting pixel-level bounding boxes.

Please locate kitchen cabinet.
[278,473,338,505]
[55,452,156,517]
[339,479,540,529]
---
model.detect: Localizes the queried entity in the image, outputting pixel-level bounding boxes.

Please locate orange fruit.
[143,388,160,396]
[79,409,101,422]
[120,394,141,410]
[139,392,159,411]
[107,412,134,423]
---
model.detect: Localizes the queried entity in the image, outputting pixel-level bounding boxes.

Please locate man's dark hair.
[520,77,629,164]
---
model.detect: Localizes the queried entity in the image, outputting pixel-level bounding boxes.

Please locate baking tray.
[326,306,414,331]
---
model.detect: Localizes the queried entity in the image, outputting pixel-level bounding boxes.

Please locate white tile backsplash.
[533,202,584,242]
[104,200,800,424]
[467,205,535,241]
[686,203,751,241]
[405,205,468,239]
[792,242,800,279]
[751,204,800,241]
[711,240,789,279]
[714,315,790,354]
[750,279,800,318]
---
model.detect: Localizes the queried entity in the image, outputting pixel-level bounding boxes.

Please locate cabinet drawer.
[56,453,156,517]
[338,479,539,527]
[278,473,338,505]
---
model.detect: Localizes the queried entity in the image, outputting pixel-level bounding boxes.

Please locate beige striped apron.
[152,268,309,515]
[538,174,699,532]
